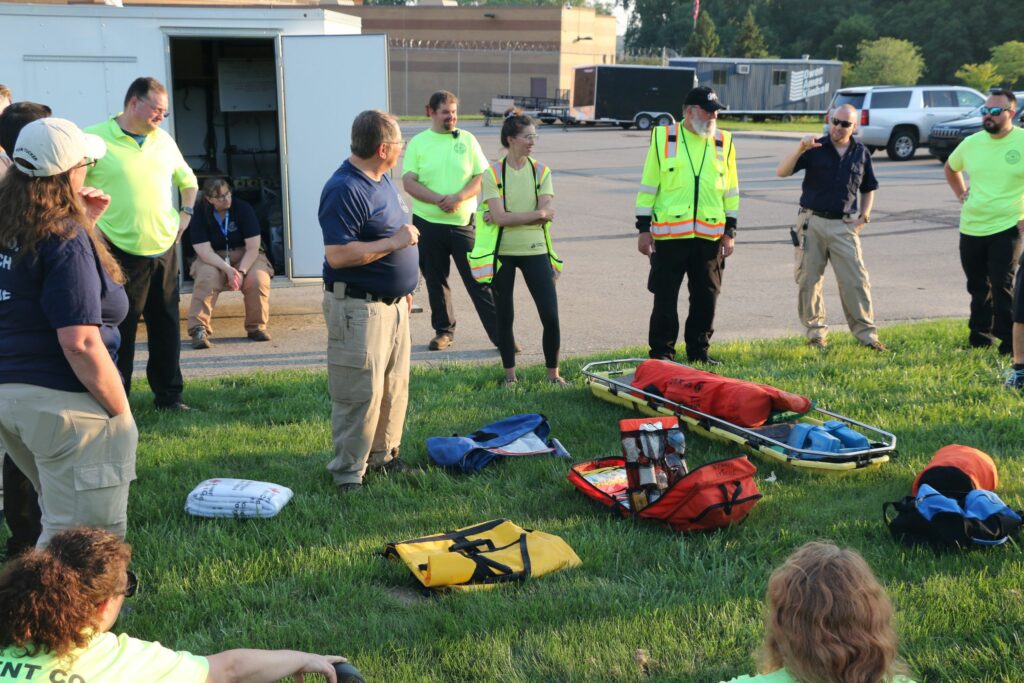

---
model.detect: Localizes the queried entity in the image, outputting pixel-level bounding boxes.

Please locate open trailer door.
[278,34,389,278]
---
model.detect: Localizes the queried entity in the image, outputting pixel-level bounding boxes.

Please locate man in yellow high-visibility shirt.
[402,91,498,352]
[86,77,198,411]
[944,89,1024,389]
[635,87,738,365]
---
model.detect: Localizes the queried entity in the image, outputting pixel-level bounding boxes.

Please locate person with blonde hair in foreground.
[722,541,916,683]
[0,527,346,682]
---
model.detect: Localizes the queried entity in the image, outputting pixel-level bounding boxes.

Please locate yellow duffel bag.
[384,518,581,591]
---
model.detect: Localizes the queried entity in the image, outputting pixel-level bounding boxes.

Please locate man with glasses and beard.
[944,90,1024,386]
[777,103,885,352]
[635,86,739,365]
[86,77,198,411]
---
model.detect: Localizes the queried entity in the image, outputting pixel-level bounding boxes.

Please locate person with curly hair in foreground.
[0,527,347,682]
[721,541,917,683]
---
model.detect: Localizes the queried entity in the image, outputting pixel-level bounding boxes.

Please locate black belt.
[326,282,402,305]
[804,209,848,221]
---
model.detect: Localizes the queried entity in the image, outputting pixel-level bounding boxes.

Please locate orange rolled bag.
[912,445,998,500]
[630,359,811,428]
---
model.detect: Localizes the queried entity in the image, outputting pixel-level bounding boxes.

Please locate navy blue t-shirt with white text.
[0,226,129,392]
[319,160,419,299]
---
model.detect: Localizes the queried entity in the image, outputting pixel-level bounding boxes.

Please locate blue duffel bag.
[427,414,569,473]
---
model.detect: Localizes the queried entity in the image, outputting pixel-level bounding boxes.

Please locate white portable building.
[0,2,389,279]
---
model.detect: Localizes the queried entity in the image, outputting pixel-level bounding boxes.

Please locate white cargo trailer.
[0,2,389,279]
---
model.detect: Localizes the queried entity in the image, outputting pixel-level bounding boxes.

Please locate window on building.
[772,69,788,86]
[712,69,727,85]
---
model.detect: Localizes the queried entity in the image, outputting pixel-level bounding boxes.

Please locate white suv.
[824,85,986,161]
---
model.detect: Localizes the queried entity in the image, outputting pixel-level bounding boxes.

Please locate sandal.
[548,376,569,387]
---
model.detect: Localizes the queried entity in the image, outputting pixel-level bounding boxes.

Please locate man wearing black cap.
[635,86,739,364]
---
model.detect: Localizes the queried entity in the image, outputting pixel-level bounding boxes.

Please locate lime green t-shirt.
[401,128,488,226]
[0,632,209,682]
[947,126,1024,236]
[481,158,555,256]
[721,667,917,683]
[85,117,198,256]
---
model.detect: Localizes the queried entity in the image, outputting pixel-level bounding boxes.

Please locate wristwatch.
[859,214,871,223]
[238,268,248,277]
[181,206,194,216]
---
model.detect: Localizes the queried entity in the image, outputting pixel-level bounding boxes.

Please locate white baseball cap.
[12,117,106,178]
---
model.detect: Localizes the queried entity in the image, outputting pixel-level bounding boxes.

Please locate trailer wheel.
[656,114,673,127]
[619,123,633,130]
[636,114,654,131]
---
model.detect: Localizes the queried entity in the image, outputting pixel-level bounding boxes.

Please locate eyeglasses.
[519,134,540,141]
[383,139,407,149]
[138,97,170,119]
[70,158,98,171]
[831,118,855,129]
[208,191,232,200]
[980,106,1011,117]
[123,570,138,598]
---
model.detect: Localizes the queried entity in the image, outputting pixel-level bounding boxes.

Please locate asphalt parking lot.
[155,121,969,378]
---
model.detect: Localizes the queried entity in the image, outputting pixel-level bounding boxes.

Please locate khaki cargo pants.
[0,385,138,547]
[323,287,410,486]
[794,210,879,345]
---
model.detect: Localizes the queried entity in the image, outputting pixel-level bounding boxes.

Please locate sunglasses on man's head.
[831,118,854,129]
[124,569,138,598]
[980,106,1011,117]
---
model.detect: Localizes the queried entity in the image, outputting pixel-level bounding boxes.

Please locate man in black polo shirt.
[777,104,886,351]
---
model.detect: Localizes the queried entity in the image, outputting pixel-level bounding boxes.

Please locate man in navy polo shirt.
[319,110,420,494]
[777,104,886,351]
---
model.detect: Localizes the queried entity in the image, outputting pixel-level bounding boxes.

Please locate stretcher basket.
[582,358,896,473]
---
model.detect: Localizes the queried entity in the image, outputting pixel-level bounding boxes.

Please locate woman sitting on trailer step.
[469,112,565,385]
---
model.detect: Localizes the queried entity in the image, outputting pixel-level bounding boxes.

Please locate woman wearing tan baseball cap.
[0,117,138,547]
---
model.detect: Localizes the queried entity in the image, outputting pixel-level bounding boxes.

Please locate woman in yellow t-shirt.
[0,527,348,682]
[720,542,916,683]
[482,114,564,385]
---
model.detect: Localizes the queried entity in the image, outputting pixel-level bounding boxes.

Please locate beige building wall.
[341,5,616,116]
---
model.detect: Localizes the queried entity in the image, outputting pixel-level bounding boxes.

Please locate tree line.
[621,0,1024,88]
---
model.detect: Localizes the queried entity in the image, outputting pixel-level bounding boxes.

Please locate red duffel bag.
[567,455,762,533]
[631,359,811,428]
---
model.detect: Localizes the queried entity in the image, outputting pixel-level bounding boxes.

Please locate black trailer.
[570,65,698,130]
[667,57,841,118]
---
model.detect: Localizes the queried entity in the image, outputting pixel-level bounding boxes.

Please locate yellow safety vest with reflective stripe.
[635,124,739,241]
[467,157,563,284]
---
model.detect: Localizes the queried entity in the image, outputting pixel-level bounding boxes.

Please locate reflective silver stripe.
[725,210,739,218]
[638,184,658,195]
[635,206,653,216]
[715,130,727,164]
[665,124,679,158]
[724,189,739,198]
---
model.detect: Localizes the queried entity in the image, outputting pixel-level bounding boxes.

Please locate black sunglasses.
[831,118,854,129]
[124,569,138,598]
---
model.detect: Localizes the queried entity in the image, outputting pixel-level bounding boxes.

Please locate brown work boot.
[429,333,453,351]
[247,329,272,342]
[807,337,828,349]
[864,340,889,352]
[191,328,211,349]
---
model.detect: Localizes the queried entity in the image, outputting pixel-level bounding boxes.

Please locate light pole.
[834,43,843,61]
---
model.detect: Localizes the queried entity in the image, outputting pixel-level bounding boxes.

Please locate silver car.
[824,85,986,161]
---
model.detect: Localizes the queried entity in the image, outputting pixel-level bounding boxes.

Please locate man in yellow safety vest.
[635,86,739,365]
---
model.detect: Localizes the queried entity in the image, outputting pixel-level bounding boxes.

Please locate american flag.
[693,0,700,27]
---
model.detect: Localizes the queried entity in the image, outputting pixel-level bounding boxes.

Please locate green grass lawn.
[30,319,1024,682]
